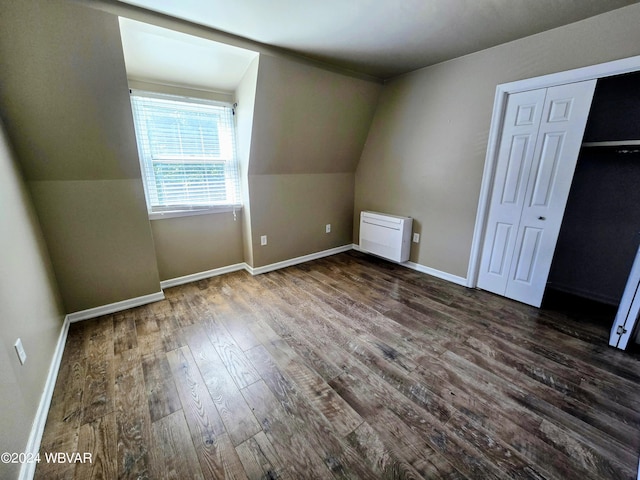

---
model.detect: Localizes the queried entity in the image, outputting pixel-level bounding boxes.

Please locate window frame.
[129,89,242,220]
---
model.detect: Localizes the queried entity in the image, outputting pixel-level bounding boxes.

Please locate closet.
[477,80,596,307]
[546,71,640,347]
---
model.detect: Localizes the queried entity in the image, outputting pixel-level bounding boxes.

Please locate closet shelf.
[582,140,640,147]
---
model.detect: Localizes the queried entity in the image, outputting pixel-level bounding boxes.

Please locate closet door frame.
[468,54,640,290]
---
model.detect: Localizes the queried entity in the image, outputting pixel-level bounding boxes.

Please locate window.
[130,91,241,217]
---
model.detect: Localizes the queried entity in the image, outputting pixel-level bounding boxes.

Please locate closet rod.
[582,140,640,147]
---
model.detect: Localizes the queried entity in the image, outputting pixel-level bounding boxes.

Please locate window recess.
[130,90,241,218]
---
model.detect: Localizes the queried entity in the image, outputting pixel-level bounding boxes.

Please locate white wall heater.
[359,211,413,263]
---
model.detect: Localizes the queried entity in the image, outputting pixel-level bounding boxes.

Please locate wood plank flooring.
[35,251,640,479]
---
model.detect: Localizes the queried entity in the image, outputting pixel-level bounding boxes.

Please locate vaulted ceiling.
[117,0,639,79]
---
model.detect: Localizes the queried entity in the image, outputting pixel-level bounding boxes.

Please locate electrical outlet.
[325,224,331,234]
[260,235,267,246]
[14,338,26,365]
[413,233,420,243]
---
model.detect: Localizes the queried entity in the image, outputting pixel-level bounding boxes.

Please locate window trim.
[129,88,241,219]
[148,204,242,221]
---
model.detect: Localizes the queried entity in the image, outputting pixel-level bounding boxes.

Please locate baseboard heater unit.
[359,211,413,263]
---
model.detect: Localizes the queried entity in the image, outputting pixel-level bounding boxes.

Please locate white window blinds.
[130,91,241,214]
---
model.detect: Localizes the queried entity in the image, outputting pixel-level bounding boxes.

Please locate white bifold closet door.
[478,80,596,307]
[610,244,640,349]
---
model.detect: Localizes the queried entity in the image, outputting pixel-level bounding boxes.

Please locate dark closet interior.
[545,71,640,328]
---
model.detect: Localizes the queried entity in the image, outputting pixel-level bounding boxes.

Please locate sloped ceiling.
[116,0,639,79]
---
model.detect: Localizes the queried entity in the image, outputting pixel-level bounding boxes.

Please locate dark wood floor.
[35,251,640,479]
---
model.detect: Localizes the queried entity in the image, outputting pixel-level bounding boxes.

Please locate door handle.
[538,216,546,220]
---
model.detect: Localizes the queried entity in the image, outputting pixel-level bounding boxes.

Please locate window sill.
[149,205,242,220]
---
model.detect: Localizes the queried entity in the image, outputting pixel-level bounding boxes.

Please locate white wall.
[0,0,161,312]
[355,3,640,278]
[247,54,381,267]
[0,120,65,479]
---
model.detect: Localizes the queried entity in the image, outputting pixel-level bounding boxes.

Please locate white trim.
[496,54,640,94]
[247,245,353,275]
[467,54,640,289]
[149,205,242,220]
[19,315,71,480]
[130,88,233,108]
[18,241,470,480]
[403,261,468,287]
[66,291,165,323]
[467,85,508,288]
[128,79,234,104]
[161,263,246,289]
[353,243,468,287]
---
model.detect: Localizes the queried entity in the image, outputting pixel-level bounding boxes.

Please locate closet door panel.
[486,223,513,276]
[506,80,596,306]
[529,132,565,207]
[478,89,546,296]
[512,226,543,284]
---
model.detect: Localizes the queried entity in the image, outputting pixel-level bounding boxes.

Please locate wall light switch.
[260,235,267,246]
[413,233,420,243]
[325,224,331,234]
[14,338,26,365]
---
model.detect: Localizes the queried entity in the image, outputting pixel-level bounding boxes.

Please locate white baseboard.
[160,263,246,289]
[21,242,470,480]
[19,314,71,480]
[66,291,165,323]
[68,246,353,322]
[160,245,354,283]
[402,261,468,286]
[247,245,353,275]
[352,243,468,287]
